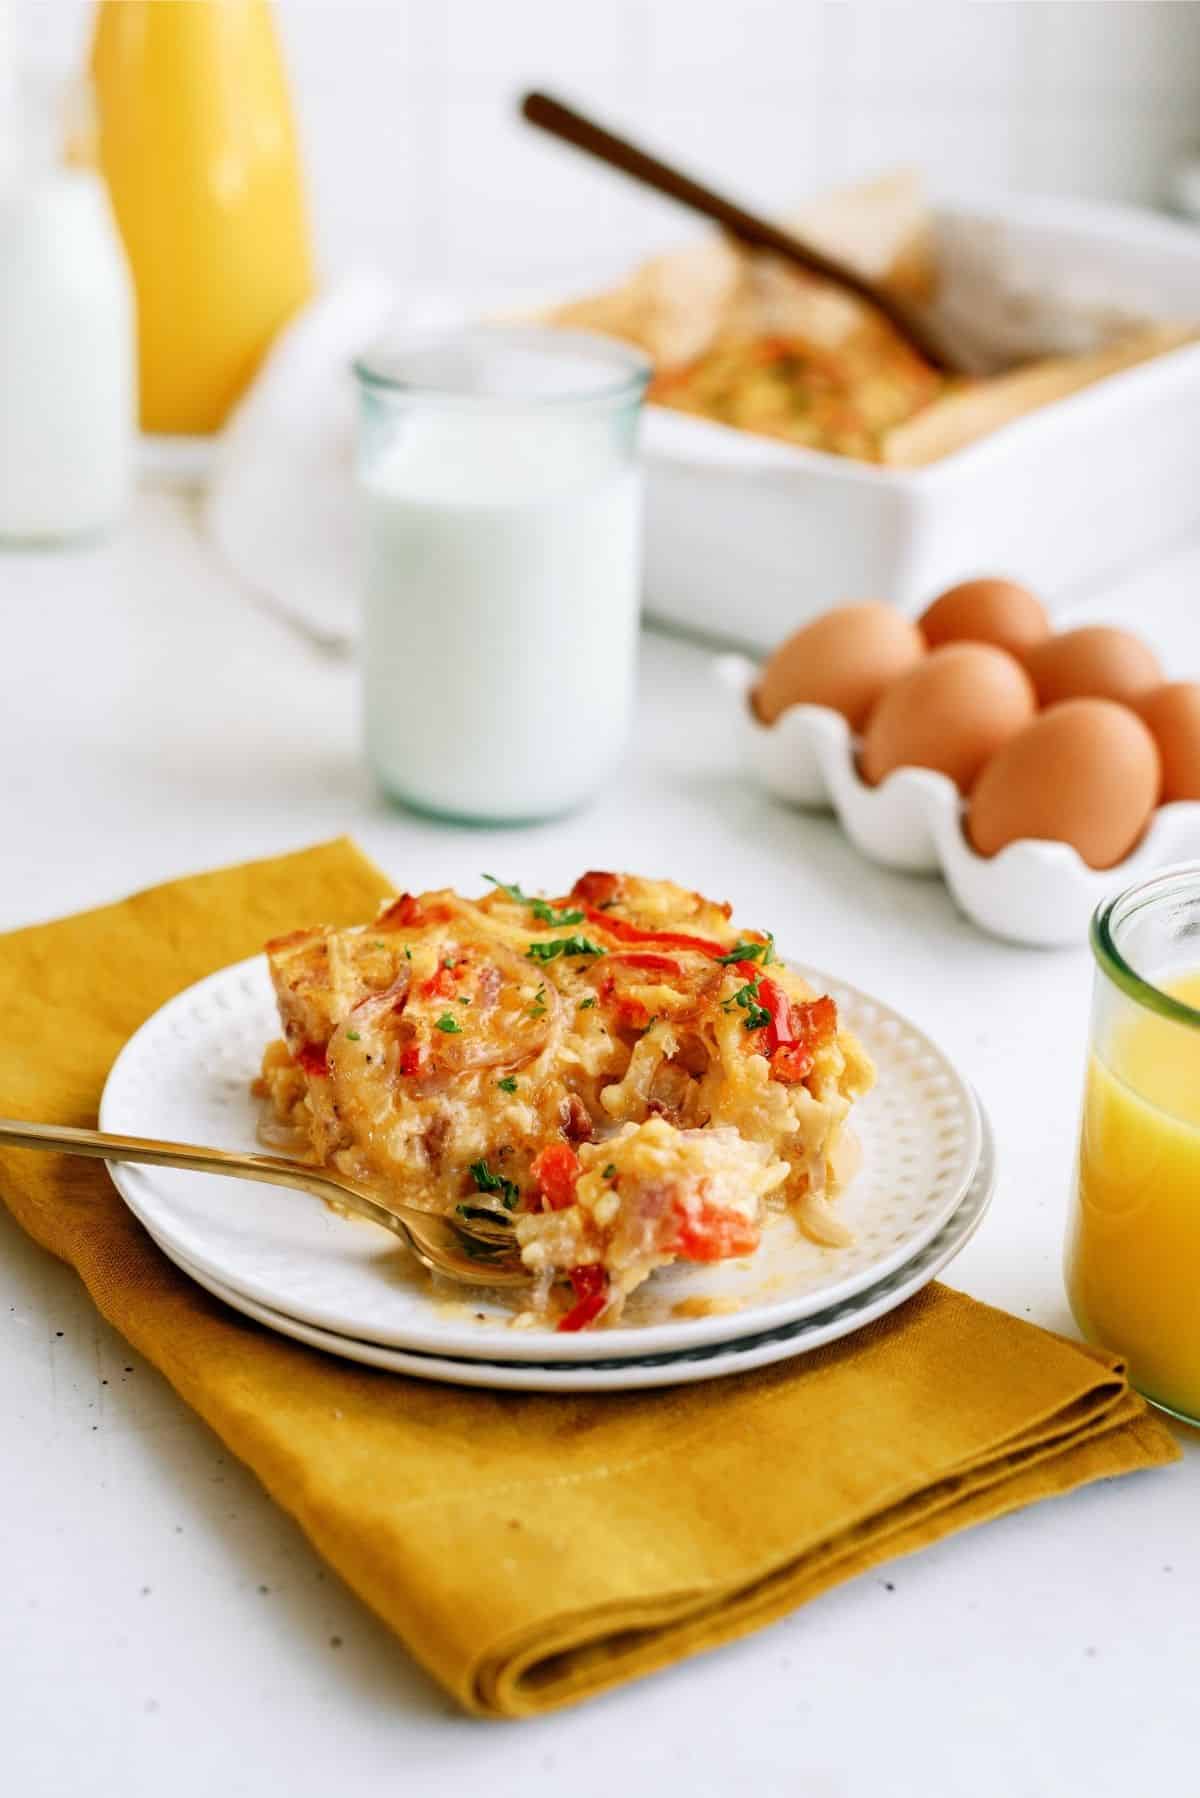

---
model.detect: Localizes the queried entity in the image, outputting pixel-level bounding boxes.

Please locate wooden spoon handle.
[520,90,952,371]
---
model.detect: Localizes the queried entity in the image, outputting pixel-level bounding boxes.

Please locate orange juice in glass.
[1067,864,1200,1424]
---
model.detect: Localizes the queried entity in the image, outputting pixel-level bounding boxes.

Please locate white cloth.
[204,275,467,649]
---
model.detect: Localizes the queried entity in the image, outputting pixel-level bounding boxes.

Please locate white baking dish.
[642,194,1200,650]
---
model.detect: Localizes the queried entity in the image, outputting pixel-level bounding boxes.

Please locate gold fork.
[0,1117,527,1287]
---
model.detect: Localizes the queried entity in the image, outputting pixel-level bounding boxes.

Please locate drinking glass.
[354,325,650,824]
[1066,863,1200,1424]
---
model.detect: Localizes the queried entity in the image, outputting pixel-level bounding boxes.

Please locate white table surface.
[2,484,1198,1798]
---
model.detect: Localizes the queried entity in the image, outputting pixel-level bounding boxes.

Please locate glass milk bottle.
[355,327,650,824]
[0,79,134,542]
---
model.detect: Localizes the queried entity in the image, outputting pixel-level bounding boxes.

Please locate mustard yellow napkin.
[0,839,1178,1717]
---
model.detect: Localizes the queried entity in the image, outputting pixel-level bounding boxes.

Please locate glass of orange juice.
[1067,863,1200,1424]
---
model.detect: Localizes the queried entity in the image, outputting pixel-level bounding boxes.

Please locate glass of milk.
[0,77,135,542]
[354,326,650,823]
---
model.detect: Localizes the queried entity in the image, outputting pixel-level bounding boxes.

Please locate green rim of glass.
[1091,860,1200,1029]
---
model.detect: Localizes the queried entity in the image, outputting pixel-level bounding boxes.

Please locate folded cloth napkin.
[205,277,507,650]
[0,840,1178,1717]
[205,275,398,650]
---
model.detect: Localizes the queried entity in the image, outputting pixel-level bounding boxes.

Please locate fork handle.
[0,1115,405,1237]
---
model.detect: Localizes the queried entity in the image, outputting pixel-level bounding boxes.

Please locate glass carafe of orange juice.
[90,0,315,433]
[1067,864,1200,1425]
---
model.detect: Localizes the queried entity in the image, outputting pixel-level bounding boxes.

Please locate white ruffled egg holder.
[717,655,1200,949]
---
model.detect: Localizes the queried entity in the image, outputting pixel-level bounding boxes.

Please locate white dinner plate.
[156,1107,994,1391]
[100,954,982,1363]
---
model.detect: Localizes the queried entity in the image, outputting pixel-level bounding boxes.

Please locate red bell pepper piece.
[569,871,624,907]
[753,985,837,1085]
[557,1292,607,1331]
[581,904,728,959]
[398,1044,423,1077]
[377,892,425,929]
[295,1041,328,1078]
[530,1141,581,1211]
[557,1263,609,1332]
[419,964,456,1000]
[672,1199,760,1262]
[377,892,454,928]
[769,1041,815,1084]
[601,951,682,975]
[569,1264,606,1299]
[755,977,794,1052]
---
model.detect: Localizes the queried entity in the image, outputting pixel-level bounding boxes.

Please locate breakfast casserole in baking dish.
[647,318,947,462]
[254,872,874,1329]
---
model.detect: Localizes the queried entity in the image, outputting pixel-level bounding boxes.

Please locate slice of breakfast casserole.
[255,871,874,1328]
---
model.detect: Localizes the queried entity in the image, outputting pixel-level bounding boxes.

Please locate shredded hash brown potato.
[255,872,875,1329]
[648,322,947,461]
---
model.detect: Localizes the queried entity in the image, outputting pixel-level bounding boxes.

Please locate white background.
[4,2,1200,1792]
[18,0,1200,285]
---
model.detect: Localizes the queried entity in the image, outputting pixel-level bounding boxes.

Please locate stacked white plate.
[100,957,995,1392]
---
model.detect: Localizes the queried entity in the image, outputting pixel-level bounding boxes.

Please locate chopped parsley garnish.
[497,1076,518,1094]
[527,984,547,1019]
[457,995,470,1005]
[468,1159,521,1210]
[482,874,583,927]
[529,898,585,926]
[526,935,604,962]
[404,946,412,960]
[723,981,770,1031]
[482,873,527,904]
[372,940,387,949]
[577,995,597,1010]
[434,1014,463,1034]
[602,1163,617,1180]
[715,934,775,966]
[345,1030,361,1042]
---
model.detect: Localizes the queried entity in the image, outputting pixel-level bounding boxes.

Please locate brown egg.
[1136,682,1200,802]
[920,577,1050,657]
[967,700,1160,869]
[860,643,1036,792]
[1023,626,1162,707]
[754,602,925,730]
